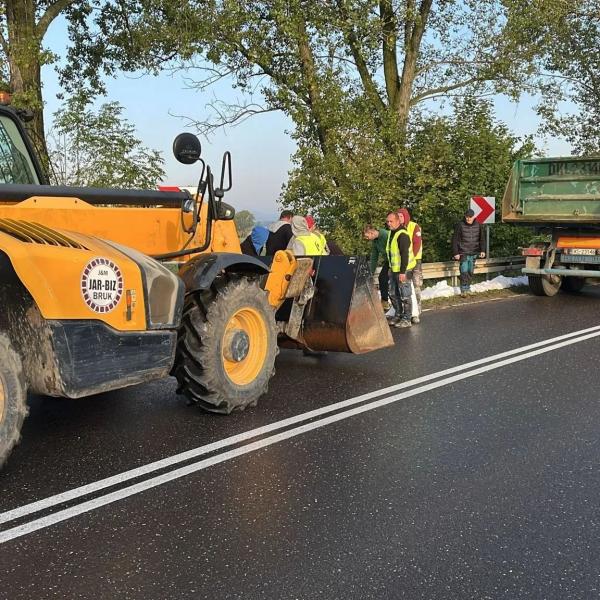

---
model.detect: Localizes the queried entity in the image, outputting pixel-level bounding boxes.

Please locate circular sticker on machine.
[81,258,124,313]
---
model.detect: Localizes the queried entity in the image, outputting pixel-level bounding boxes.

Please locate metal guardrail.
[377,256,525,287]
[423,256,525,284]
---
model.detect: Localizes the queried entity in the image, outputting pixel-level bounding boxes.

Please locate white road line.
[1,327,600,545]
[2,323,600,528]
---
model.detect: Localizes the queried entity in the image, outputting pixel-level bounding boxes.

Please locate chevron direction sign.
[470,196,495,224]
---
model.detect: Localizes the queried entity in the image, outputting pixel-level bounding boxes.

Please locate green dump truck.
[502,156,600,296]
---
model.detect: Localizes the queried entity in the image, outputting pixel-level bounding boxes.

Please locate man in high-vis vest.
[385,211,415,328]
[398,208,422,323]
[306,215,343,254]
[288,215,330,256]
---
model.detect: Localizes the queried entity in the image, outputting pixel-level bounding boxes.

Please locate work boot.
[388,316,401,326]
[411,316,420,324]
[394,319,412,328]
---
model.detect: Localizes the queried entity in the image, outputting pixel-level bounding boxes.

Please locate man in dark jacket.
[266,210,293,255]
[451,208,485,296]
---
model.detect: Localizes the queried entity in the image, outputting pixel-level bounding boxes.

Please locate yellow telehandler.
[0,104,393,467]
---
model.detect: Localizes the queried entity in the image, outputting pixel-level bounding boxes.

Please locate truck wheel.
[528,274,561,297]
[561,276,586,293]
[173,277,278,414]
[0,334,28,468]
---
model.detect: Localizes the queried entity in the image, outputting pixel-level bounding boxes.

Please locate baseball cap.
[465,208,475,217]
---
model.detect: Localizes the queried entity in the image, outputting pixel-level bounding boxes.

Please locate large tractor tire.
[0,334,28,468]
[528,274,561,297]
[173,277,278,414]
[561,276,586,293]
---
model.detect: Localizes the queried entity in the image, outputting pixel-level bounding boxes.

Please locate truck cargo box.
[502,157,600,225]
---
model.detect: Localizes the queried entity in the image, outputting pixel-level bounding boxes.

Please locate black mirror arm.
[195,159,206,200]
[206,167,218,220]
[219,151,232,193]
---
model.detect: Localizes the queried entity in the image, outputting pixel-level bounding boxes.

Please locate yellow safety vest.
[386,228,417,273]
[406,221,422,261]
[296,233,325,255]
[316,232,327,249]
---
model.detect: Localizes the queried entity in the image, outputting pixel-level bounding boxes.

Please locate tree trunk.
[5,0,49,167]
[393,0,434,138]
[295,20,334,161]
[396,51,417,137]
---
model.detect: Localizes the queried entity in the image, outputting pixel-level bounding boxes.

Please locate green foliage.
[0,0,75,161]
[1,0,594,263]
[48,96,165,188]
[233,209,256,239]
[284,98,536,260]
[60,0,207,100]
[57,1,564,138]
[536,2,600,155]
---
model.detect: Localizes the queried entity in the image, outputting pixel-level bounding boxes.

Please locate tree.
[536,2,600,155]
[0,0,80,160]
[405,99,537,261]
[233,209,256,239]
[60,1,569,188]
[0,0,181,164]
[48,96,165,188]
[283,98,536,260]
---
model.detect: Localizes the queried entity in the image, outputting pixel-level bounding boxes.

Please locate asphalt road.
[2,288,600,599]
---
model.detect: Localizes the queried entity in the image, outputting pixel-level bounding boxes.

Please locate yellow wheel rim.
[222,307,268,386]
[0,375,5,424]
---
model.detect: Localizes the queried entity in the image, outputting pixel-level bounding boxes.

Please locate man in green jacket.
[363,224,390,310]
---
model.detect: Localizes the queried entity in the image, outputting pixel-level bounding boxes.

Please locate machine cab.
[0,106,46,185]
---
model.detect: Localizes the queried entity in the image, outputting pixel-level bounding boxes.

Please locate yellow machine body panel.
[210,219,241,254]
[0,223,148,331]
[0,197,241,258]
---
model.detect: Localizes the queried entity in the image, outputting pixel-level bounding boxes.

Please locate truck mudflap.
[277,255,394,354]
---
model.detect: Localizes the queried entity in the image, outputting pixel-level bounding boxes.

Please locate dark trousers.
[379,261,389,302]
[389,271,413,321]
[459,254,476,291]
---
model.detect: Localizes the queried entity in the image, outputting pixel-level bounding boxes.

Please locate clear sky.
[42,17,572,222]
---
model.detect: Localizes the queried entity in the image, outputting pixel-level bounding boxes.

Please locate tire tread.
[0,333,28,469]
[173,277,278,414]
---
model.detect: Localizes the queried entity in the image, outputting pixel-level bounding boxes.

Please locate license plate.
[561,254,600,264]
[569,248,597,255]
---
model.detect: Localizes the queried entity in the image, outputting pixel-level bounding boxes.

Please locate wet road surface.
[2,289,600,598]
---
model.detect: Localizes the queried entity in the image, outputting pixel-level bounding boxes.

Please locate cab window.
[0,115,39,184]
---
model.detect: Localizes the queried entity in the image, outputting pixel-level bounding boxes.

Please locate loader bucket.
[300,256,394,353]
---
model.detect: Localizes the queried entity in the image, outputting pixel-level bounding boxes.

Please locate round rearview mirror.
[173,133,202,164]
